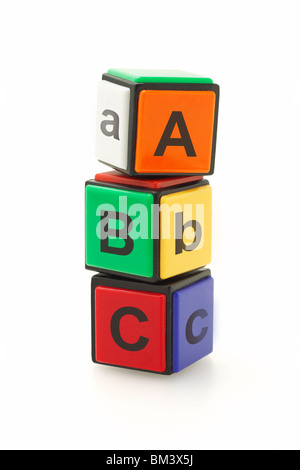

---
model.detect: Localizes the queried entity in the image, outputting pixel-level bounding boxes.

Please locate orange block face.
[135,90,216,174]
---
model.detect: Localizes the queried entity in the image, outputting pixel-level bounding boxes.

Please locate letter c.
[186,309,208,344]
[110,307,149,351]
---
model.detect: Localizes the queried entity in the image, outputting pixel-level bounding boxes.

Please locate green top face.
[107,68,213,84]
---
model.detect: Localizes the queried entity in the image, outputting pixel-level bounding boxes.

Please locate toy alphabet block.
[85,171,212,282]
[91,270,213,374]
[96,69,219,176]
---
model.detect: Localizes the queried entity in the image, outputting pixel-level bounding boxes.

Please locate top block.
[96,69,220,176]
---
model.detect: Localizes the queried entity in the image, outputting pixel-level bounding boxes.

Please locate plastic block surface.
[95,171,203,189]
[160,185,212,279]
[107,68,213,83]
[86,184,154,278]
[96,80,130,170]
[135,90,216,174]
[173,277,214,372]
[94,286,166,372]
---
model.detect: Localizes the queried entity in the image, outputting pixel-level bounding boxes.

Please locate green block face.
[86,184,154,278]
[107,68,213,84]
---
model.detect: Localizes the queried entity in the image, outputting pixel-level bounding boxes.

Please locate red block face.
[94,286,167,372]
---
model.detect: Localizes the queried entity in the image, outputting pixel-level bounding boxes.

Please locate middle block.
[85,171,212,283]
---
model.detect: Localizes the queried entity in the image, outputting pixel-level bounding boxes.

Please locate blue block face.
[173,276,213,372]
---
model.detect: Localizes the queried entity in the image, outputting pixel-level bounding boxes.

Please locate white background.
[0,0,300,451]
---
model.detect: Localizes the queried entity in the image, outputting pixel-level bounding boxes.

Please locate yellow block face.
[160,185,212,279]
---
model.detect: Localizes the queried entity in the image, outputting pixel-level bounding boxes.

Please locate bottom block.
[91,270,214,375]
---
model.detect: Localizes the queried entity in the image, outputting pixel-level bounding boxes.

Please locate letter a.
[100,109,120,140]
[154,111,196,157]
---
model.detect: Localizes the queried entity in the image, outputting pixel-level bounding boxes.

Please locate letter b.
[175,212,202,255]
[100,210,134,256]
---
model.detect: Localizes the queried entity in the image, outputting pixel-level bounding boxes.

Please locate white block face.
[96,81,130,170]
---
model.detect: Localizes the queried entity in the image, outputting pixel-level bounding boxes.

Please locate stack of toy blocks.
[85,69,220,374]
